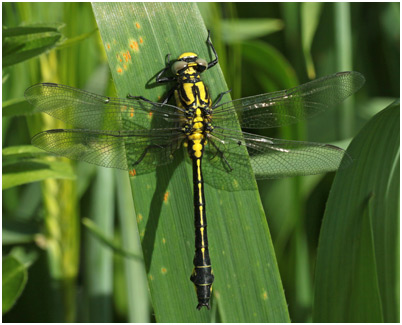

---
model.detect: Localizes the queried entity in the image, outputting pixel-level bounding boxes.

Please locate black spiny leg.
[154,54,178,104]
[156,54,176,84]
[212,89,232,108]
[160,86,176,105]
[126,94,154,103]
[209,139,233,173]
[206,30,218,69]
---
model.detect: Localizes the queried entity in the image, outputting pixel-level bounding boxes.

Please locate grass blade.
[92,2,289,322]
[83,167,114,322]
[3,24,64,67]
[301,2,323,79]
[115,169,150,322]
[313,101,400,322]
[2,255,28,314]
[2,158,75,189]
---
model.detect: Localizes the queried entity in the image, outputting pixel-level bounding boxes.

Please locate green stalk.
[334,3,354,139]
[115,169,149,322]
[19,3,81,321]
[84,167,114,322]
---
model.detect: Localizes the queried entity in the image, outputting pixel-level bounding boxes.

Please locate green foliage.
[93,3,288,322]
[313,101,400,322]
[2,255,28,314]
[2,2,399,323]
[3,145,75,189]
[221,18,284,43]
[3,24,64,68]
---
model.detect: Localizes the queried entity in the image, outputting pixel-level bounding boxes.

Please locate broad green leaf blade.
[2,158,75,189]
[93,2,289,322]
[242,40,299,91]
[2,255,28,314]
[313,101,400,322]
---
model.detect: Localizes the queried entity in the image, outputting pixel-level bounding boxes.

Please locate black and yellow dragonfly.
[25,32,365,310]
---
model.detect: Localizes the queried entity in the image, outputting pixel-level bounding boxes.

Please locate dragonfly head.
[172,52,208,75]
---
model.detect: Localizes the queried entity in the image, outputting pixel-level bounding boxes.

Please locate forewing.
[25,83,185,130]
[32,128,184,175]
[212,71,365,129]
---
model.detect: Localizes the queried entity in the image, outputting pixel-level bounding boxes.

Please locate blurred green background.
[2,2,399,323]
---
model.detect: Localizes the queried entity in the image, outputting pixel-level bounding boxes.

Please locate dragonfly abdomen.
[178,70,214,309]
[189,149,214,310]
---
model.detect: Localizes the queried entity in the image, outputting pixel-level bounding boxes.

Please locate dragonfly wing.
[210,127,352,180]
[25,83,185,130]
[32,128,184,175]
[203,133,257,191]
[212,71,365,129]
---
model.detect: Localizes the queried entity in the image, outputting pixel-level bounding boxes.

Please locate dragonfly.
[25,31,365,310]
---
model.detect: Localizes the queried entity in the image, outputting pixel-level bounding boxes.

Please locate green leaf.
[93,3,289,322]
[2,98,34,117]
[3,145,49,161]
[221,18,283,43]
[242,40,299,90]
[3,24,62,37]
[2,146,76,188]
[2,218,39,245]
[2,157,75,189]
[334,2,354,138]
[313,101,400,322]
[56,28,98,51]
[301,3,323,79]
[82,217,142,261]
[83,167,115,322]
[2,255,28,314]
[115,169,150,322]
[3,24,64,67]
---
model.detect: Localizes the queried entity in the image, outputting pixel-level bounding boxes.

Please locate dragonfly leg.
[126,94,155,103]
[206,30,218,69]
[127,84,175,105]
[156,54,176,83]
[212,89,232,108]
[132,143,171,167]
[160,86,176,105]
[209,139,233,172]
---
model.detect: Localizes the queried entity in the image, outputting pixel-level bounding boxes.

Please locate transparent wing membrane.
[211,127,351,179]
[212,71,365,129]
[27,71,363,187]
[32,128,184,174]
[25,83,185,130]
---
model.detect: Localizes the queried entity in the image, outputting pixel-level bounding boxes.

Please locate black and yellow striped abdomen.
[189,141,214,309]
[175,69,214,309]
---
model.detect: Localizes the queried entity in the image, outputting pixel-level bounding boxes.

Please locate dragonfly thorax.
[183,108,209,135]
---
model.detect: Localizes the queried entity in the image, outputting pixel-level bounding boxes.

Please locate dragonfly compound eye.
[171,60,188,74]
[195,58,208,72]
